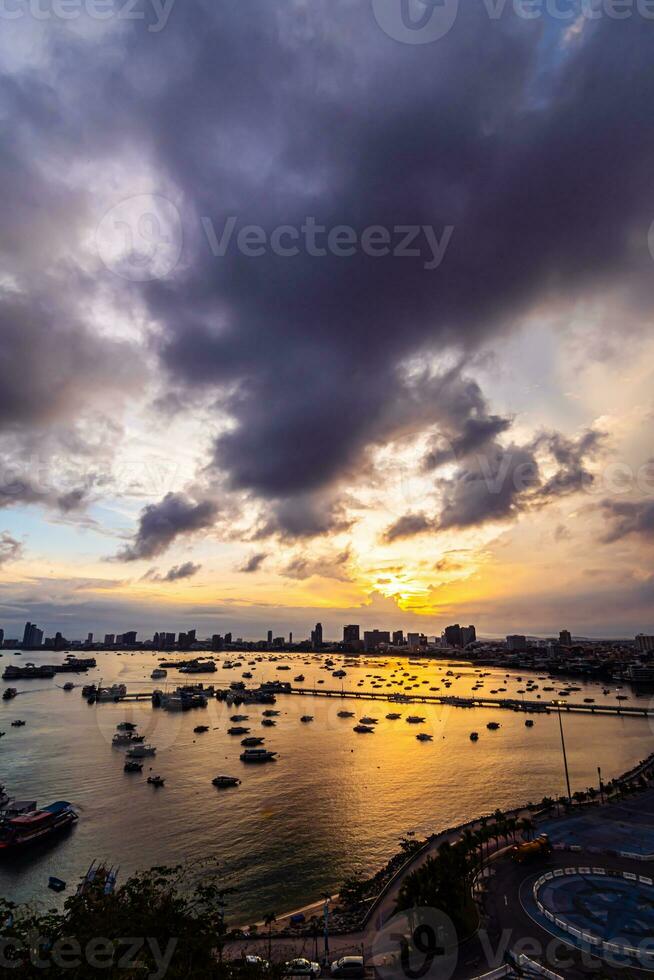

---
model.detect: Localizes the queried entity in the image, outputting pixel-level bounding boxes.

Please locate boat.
[2,688,17,700]
[300,715,314,723]
[337,710,354,718]
[212,776,241,788]
[294,675,305,682]
[353,724,374,733]
[487,722,501,730]
[48,876,66,892]
[77,861,118,896]
[333,670,346,678]
[62,682,75,691]
[151,668,167,679]
[416,733,433,741]
[126,744,156,758]
[93,684,127,703]
[406,716,425,724]
[525,719,534,728]
[193,725,209,733]
[261,719,276,727]
[112,732,141,746]
[470,732,479,741]
[241,736,264,746]
[240,748,277,763]
[230,714,249,722]
[124,760,143,773]
[11,720,25,727]
[262,709,279,716]
[385,713,401,720]
[147,776,165,787]
[116,722,137,731]
[359,717,377,725]
[0,801,78,851]
[227,726,250,735]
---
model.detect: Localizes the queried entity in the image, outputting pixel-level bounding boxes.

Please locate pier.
[105,685,654,718]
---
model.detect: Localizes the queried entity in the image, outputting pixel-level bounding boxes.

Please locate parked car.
[245,955,270,969]
[330,956,365,979]
[284,958,321,978]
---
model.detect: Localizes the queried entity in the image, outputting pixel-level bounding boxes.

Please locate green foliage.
[0,863,274,979]
[395,840,477,938]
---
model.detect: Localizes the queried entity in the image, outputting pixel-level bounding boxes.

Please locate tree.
[264,912,277,962]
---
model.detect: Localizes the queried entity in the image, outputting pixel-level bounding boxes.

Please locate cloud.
[0,532,23,567]
[163,561,202,582]
[239,552,268,573]
[600,499,654,543]
[383,513,434,543]
[117,492,218,561]
[282,549,352,581]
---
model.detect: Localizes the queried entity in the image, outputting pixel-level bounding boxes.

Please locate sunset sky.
[1,0,654,639]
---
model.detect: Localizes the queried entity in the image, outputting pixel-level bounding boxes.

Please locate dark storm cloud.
[117,492,218,561]
[383,513,434,543]
[3,3,654,538]
[600,499,654,543]
[238,552,268,573]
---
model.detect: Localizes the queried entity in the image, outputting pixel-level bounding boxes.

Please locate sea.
[1,648,652,924]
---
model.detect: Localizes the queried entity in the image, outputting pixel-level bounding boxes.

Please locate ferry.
[0,801,77,852]
[240,748,277,763]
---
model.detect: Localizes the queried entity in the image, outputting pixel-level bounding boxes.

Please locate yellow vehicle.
[511,834,551,863]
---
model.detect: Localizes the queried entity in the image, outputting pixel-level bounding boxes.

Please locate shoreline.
[250,747,654,939]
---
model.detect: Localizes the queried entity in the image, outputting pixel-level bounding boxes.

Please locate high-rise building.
[22,622,43,649]
[104,634,115,646]
[392,630,404,645]
[559,629,572,646]
[86,632,93,645]
[267,630,273,644]
[224,632,232,645]
[311,622,323,648]
[461,625,476,647]
[343,624,360,644]
[363,629,390,651]
[636,634,654,653]
[506,634,527,651]
[0,628,4,648]
[444,624,462,648]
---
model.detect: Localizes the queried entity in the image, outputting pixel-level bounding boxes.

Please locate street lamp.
[556,701,572,804]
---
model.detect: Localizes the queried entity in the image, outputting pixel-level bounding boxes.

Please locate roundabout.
[528,867,654,970]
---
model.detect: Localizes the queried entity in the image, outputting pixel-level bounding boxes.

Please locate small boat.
[261,719,276,727]
[240,748,277,763]
[294,675,305,682]
[406,716,425,724]
[193,725,209,733]
[230,714,249,722]
[470,732,479,741]
[212,775,241,788]
[337,710,354,718]
[48,876,67,892]
[525,719,535,727]
[117,722,137,731]
[151,669,167,679]
[416,733,433,741]
[333,670,346,678]
[386,713,401,720]
[584,698,595,703]
[359,717,377,725]
[11,720,25,728]
[124,760,143,773]
[227,726,250,736]
[353,724,374,733]
[300,715,314,723]
[63,682,75,692]
[262,710,279,717]
[147,776,165,787]
[241,736,264,746]
[77,861,118,896]
[2,688,17,700]
[112,732,138,746]
[487,722,501,730]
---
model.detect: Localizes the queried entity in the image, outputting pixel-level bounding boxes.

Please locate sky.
[1,0,654,641]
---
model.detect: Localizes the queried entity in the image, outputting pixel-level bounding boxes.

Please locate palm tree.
[264,912,276,962]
